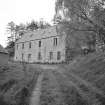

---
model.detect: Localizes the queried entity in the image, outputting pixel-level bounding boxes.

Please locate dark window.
[28,54,31,62]
[38,52,42,60]
[54,38,57,46]
[29,42,31,48]
[22,43,24,49]
[22,53,24,60]
[17,44,18,49]
[57,51,61,60]
[49,52,53,60]
[39,40,41,47]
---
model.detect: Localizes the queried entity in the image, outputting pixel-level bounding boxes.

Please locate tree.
[6,22,26,57]
[6,21,16,57]
[6,41,15,57]
[26,19,51,30]
[55,0,105,44]
[26,20,38,31]
[38,19,51,29]
[7,21,16,42]
[7,21,25,42]
[16,23,26,38]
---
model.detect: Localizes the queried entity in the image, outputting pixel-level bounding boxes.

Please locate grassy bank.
[0,62,41,105]
[61,52,105,104]
[65,52,105,92]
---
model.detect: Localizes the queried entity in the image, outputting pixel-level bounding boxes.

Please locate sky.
[0,0,55,47]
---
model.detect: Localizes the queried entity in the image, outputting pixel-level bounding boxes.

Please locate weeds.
[0,65,9,73]
[0,79,17,93]
[0,63,40,105]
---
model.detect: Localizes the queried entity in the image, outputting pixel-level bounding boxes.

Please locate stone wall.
[14,35,66,63]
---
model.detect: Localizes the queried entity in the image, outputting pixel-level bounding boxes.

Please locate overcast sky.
[0,0,55,47]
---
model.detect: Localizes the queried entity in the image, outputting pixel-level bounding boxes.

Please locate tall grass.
[0,62,40,105]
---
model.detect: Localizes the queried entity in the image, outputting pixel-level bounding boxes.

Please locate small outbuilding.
[0,45,9,65]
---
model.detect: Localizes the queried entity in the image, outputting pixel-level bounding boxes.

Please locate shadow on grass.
[0,79,17,93]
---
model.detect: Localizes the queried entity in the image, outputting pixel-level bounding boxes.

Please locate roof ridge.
[16,26,58,43]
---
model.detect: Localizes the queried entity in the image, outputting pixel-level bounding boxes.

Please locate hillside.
[66,52,105,92]
[38,52,105,105]
[59,52,105,104]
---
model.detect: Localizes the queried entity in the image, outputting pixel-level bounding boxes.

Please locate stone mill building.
[14,26,66,63]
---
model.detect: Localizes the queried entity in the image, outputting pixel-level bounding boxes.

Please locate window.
[22,53,24,60]
[28,54,31,62]
[29,42,31,48]
[22,43,24,49]
[57,51,61,60]
[54,38,57,46]
[39,40,41,47]
[49,52,53,60]
[38,52,42,60]
[17,44,18,50]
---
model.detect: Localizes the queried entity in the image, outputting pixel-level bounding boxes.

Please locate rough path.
[40,70,64,105]
[30,73,43,105]
[40,64,58,70]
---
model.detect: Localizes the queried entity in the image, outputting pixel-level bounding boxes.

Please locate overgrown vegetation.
[69,52,105,90]
[0,62,41,105]
[55,0,105,52]
[61,52,105,104]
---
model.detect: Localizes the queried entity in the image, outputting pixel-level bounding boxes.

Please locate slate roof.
[16,26,60,44]
[0,45,8,54]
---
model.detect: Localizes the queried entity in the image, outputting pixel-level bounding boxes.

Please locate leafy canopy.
[55,0,105,42]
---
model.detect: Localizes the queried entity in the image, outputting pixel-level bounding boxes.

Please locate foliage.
[55,0,105,45]
[26,20,38,31]
[6,41,15,57]
[6,19,51,57]
[7,19,51,42]
[7,21,16,42]
[0,63,40,105]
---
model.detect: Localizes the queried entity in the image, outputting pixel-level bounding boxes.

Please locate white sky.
[0,0,55,47]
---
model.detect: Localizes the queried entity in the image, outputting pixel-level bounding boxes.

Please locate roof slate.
[16,26,59,43]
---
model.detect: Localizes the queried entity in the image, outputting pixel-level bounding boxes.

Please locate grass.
[1,51,105,105]
[37,51,105,105]
[61,51,105,104]
[0,62,41,105]
[63,52,105,90]
[40,70,88,105]
[53,70,88,105]
[40,71,65,105]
